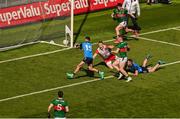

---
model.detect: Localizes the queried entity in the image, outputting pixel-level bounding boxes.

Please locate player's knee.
[115,27,120,31]
[119,67,125,71]
[88,66,93,71]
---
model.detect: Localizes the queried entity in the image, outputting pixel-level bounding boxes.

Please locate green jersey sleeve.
[51,99,56,105]
[117,42,127,48]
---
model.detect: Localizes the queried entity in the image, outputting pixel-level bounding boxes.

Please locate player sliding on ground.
[111,3,137,38]
[126,54,166,76]
[112,35,132,82]
[93,41,116,69]
[66,36,104,79]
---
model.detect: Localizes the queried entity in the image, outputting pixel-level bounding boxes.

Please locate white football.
[63,40,69,45]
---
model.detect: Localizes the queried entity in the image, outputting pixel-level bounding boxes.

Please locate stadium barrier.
[0,0,124,28]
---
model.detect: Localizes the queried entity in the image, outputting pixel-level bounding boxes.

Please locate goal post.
[0,0,74,51]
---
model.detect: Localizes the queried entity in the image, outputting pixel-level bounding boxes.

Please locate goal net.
[0,0,74,51]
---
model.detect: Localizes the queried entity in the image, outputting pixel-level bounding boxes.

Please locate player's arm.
[93,53,98,59]
[47,103,54,118]
[93,50,99,59]
[74,43,82,49]
[65,106,69,113]
[122,0,127,9]
[127,45,130,51]
[134,70,139,76]
[112,48,119,54]
[107,45,115,49]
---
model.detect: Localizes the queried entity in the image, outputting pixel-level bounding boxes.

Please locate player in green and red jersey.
[111,3,136,38]
[48,91,69,119]
[112,35,132,82]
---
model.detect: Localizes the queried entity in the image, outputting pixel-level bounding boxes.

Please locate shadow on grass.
[74,67,99,79]
[73,1,90,44]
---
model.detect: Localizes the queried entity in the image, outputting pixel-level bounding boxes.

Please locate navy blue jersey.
[129,63,143,73]
[80,42,93,58]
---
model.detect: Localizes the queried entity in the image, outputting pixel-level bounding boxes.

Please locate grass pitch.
[0,2,180,118]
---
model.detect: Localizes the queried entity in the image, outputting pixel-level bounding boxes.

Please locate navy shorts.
[83,57,93,66]
[140,66,149,73]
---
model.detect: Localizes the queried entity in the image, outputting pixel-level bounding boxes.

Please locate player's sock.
[117,72,123,80]
[158,60,166,65]
[125,76,132,82]
[146,54,152,60]
[98,71,104,80]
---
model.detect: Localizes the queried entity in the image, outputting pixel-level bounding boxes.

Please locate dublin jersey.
[129,63,143,73]
[95,45,111,59]
[80,41,93,58]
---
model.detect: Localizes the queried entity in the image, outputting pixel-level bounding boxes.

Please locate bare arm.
[134,70,139,76]
[122,0,127,9]
[107,45,115,49]
[65,106,69,113]
[48,103,54,113]
[112,48,119,54]
[93,53,98,59]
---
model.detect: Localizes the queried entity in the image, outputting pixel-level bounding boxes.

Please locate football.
[63,40,69,45]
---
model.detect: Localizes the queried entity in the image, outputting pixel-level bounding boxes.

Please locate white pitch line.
[0,47,72,64]
[0,60,180,103]
[0,26,179,64]
[172,28,180,31]
[40,41,68,48]
[139,26,180,36]
[138,36,180,47]
[160,60,180,67]
[0,76,114,102]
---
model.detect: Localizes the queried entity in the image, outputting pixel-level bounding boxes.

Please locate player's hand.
[74,43,80,48]
[48,113,51,118]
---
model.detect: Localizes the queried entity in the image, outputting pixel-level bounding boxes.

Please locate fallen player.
[126,54,166,76]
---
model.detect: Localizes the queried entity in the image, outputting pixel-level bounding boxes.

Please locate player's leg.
[105,55,116,69]
[118,58,132,82]
[87,59,104,79]
[66,61,85,79]
[74,61,85,74]
[142,54,152,67]
[148,60,166,72]
[106,61,114,69]
[113,59,120,71]
[115,25,123,37]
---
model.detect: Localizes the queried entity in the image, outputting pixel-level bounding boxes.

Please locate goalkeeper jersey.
[113,8,128,23]
[51,98,68,118]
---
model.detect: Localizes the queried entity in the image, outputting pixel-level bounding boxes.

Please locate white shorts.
[55,117,66,119]
[116,57,128,63]
[119,21,127,27]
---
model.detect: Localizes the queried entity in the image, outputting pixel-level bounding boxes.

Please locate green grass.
[0,1,180,118]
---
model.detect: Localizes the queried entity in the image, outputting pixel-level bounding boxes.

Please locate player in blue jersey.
[126,54,165,76]
[66,36,104,79]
